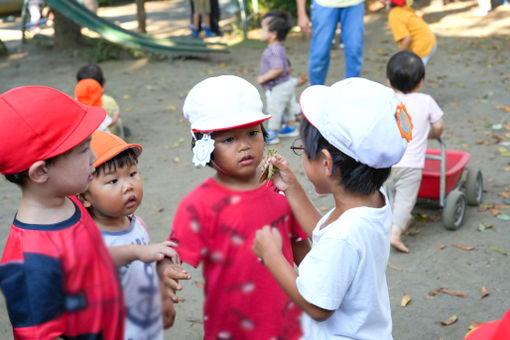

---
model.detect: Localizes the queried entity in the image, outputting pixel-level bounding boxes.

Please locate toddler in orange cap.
[80,131,190,339]
[0,86,125,339]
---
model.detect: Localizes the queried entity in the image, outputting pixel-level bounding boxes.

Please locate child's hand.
[252,225,283,261]
[256,75,265,85]
[297,72,309,87]
[161,296,176,329]
[157,261,191,303]
[260,153,297,192]
[137,241,180,264]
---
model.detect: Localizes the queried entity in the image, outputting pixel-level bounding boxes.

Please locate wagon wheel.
[465,168,483,206]
[442,189,466,230]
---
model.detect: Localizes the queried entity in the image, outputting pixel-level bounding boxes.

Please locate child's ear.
[79,192,93,208]
[27,160,49,184]
[319,149,335,176]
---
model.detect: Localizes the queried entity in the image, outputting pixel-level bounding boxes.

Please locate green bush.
[255,0,311,18]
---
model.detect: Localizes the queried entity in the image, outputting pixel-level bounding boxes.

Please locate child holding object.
[384,50,444,253]
[253,77,412,339]
[80,131,190,338]
[0,86,125,339]
[159,75,310,339]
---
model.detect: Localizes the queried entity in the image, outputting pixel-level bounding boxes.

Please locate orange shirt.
[388,6,435,57]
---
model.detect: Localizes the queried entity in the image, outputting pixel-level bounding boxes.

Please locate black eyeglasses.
[290,138,304,156]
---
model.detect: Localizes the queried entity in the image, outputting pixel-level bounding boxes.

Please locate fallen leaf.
[469,322,483,330]
[441,315,458,326]
[494,205,510,210]
[441,289,466,298]
[319,206,330,211]
[157,207,164,213]
[125,107,133,112]
[167,105,177,111]
[195,281,205,289]
[504,122,510,131]
[439,244,446,249]
[456,244,476,251]
[496,106,510,112]
[477,224,486,231]
[219,62,226,67]
[405,226,424,236]
[400,293,412,307]
[429,288,441,296]
[497,214,510,221]
[481,286,490,298]
[172,157,181,163]
[500,191,509,198]
[489,209,502,216]
[388,262,403,272]
[490,246,507,255]
[476,140,491,145]
[123,94,130,99]
[478,203,494,211]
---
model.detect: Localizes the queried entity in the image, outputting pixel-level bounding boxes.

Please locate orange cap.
[75,79,103,107]
[91,131,142,168]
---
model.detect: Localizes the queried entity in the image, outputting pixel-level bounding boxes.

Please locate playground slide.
[43,0,228,54]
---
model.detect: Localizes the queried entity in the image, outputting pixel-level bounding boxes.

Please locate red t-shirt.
[0,196,125,340]
[170,178,307,340]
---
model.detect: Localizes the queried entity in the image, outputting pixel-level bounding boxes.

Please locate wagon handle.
[425,138,446,207]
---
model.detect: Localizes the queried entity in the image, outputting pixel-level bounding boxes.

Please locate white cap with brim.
[299,77,410,169]
[183,75,271,133]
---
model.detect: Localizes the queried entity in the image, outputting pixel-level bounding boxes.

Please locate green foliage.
[82,38,122,62]
[255,0,311,18]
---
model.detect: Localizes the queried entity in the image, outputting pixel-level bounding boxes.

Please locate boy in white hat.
[158,75,310,339]
[253,77,412,339]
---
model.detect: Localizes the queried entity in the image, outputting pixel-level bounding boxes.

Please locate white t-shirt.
[394,92,444,169]
[296,190,393,340]
[101,216,163,340]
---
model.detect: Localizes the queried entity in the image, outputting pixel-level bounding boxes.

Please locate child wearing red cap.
[0,86,125,339]
[386,0,436,65]
[80,131,190,339]
[159,75,310,340]
[252,78,412,339]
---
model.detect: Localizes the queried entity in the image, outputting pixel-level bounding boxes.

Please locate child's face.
[47,137,96,195]
[84,162,143,219]
[211,124,265,179]
[260,17,276,43]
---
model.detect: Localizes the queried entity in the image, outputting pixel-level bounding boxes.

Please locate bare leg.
[391,224,409,253]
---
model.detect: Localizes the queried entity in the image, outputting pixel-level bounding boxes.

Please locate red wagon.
[417,139,483,230]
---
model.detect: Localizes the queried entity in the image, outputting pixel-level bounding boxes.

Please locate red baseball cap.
[0,86,106,175]
[391,0,406,5]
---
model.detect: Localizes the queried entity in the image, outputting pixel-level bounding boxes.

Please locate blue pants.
[309,0,365,85]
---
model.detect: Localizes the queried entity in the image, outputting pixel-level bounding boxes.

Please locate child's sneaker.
[192,29,200,38]
[278,124,299,137]
[266,129,280,145]
[204,27,216,38]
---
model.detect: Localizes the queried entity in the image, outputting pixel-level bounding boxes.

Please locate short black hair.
[76,64,105,87]
[386,50,425,94]
[300,119,391,195]
[191,124,269,168]
[262,9,292,42]
[4,153,65,187]
[94,148,138,177]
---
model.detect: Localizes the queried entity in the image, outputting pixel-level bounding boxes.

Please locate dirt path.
[1,0,510,339]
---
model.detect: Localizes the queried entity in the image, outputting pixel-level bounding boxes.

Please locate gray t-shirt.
[101,216,163,340]
[259,43,290,90]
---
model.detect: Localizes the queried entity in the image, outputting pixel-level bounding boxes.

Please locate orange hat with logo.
[75,79,103,108]
[91,131,142,168]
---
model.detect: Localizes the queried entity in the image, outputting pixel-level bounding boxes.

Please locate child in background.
[257,9,301,145]
[0,86,125,339]
[190,0,215,38]
[159,75,310,339]
[81,131,191,338]
[76,63,126,137]
[384,50,444,253]
[253,78,412,339]
[387,0,436,65]
[75,78,113,132]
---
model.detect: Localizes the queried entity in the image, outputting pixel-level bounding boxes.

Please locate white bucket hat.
[299,77,412,169]
[183,75,271,167]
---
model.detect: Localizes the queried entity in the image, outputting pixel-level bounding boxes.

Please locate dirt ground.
[1,0,510,339]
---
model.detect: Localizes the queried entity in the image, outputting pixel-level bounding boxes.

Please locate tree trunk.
[135,0,146,33]
[0,38,8,57]
[52,7,84,49]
